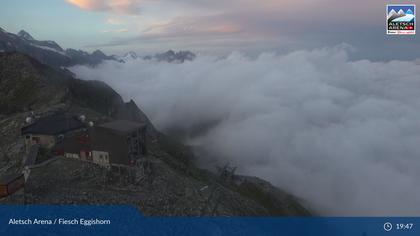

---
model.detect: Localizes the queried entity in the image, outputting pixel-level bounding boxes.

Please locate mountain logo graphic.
[387,4,416,35]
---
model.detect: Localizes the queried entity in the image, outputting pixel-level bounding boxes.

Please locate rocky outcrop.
[0,52,68,114]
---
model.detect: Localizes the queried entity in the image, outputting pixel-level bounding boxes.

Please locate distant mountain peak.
[152,50,196,63]
[125,51,138,59]
[92,49,106,57]
[17,30,34,41]
[0,28,118,67]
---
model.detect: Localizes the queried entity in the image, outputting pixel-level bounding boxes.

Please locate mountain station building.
[21,114,86,152]
[54,120,147,168]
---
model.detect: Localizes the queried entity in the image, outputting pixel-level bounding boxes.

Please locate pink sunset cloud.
[67,0,143,14]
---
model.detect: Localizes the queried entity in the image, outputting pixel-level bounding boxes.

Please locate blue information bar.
[0,205,418,236]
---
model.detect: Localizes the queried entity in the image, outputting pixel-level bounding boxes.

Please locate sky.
[0,0,419,59]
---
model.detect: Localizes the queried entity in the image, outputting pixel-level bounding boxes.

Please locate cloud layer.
[70,46,420,216]
[67,0,142,14]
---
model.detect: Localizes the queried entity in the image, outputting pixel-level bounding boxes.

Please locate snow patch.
[30,43,67,56]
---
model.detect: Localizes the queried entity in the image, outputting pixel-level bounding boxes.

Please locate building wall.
[90,127,130,166]
[24,134,56,150]
[92,151,110,168]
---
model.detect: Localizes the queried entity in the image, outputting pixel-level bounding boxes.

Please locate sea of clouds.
[70,46,420,216]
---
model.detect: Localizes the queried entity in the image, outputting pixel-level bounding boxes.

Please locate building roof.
[23,144,39,166]
[21,114,85,135]
[98,120,145,134]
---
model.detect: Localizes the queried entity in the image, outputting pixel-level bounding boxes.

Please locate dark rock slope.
[0,52,311,216]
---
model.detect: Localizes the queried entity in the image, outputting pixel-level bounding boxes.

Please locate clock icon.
[384,222,393,232]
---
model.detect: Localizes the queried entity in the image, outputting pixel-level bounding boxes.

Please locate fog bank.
[70,46,420,216]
